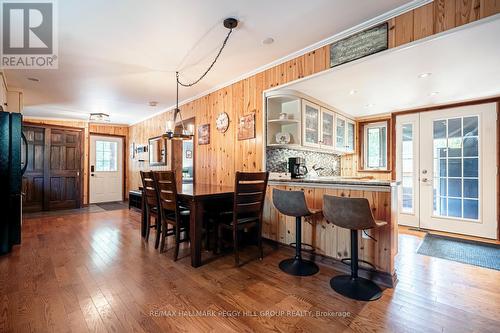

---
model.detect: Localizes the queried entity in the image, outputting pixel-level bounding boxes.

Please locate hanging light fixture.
[164,17,238,140]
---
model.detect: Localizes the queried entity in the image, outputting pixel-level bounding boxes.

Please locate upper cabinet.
[335,114,355,153]
[302,100,321,148]
[0,73,7,110]
[266,91,355,155]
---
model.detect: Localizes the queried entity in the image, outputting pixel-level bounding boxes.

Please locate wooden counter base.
[262,182,398,279]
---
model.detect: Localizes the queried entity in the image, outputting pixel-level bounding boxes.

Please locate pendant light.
[164,18,238,140]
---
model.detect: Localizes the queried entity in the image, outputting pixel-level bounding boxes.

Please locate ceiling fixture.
[349,89,358,95]
[149,101,158,107]
[89,112,110,123]
[27,77,40,82]
[418,72,432,78]
[164,17,238,140]
[262,37,275,45]
[429,91,440,96]
[364,103,374,108]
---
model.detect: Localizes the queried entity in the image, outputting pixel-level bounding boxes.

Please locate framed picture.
[186,150,192,159]
[198,124,210,145]
[129,142,135,159]
[238,113,255,140]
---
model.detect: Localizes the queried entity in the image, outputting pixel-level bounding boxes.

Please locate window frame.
[358,119,391,172]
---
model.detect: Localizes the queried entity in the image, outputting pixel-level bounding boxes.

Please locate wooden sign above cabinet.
[330,22,388,68]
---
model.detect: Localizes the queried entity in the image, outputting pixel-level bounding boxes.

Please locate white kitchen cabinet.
[320,108,335,150]
[336,114,355,153]
[302,100,321,148]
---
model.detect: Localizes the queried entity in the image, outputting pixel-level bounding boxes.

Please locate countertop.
[268,176,399,189]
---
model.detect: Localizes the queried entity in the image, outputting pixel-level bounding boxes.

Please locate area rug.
[95,201,128,211]
[417,233,500,271]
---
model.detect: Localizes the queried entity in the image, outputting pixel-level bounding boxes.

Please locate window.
[95,141,118,171]
[363,121,388,170]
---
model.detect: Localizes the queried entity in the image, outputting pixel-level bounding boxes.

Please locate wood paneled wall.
[23,118,128,204]
[127,0,499,190]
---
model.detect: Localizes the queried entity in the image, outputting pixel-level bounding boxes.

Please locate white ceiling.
[4,0,415,124]
[283,15,500,117]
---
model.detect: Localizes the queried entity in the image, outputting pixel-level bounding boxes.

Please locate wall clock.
[216,112,229,133]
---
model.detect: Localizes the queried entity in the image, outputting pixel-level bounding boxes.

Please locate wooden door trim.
[88,133,127,203]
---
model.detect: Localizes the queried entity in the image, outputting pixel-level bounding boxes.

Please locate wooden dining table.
[177,183,234,267]
[139,183,234,267]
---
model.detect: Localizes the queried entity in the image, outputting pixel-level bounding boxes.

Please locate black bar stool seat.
[273,189,320,276]
[323,195,387,301]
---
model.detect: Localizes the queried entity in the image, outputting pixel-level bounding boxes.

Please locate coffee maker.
[288,157,308,179]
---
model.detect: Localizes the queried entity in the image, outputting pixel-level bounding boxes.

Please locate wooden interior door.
[45,128,82,210]
[21,126,45,212]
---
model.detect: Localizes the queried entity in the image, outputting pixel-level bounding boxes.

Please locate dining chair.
[217,171,269,266]
[140,171,161,249]
[152,171,190,260]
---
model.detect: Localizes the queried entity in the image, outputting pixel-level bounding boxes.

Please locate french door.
[396,103,497,239]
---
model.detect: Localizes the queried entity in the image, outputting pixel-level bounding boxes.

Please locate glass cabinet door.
[336,115,346,151]
[302,101,320,147]
[321,109,335,149]
[346,120,355,152]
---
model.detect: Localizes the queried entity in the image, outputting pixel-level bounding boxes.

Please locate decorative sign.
[238,113,256,140]
[198,124,210,145]
[330,22,388,68]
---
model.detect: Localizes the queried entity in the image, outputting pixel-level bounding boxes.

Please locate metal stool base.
[279,258,319,276]
[330,275,382,301]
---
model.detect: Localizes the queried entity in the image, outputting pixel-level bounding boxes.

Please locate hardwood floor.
[1,209,499,333]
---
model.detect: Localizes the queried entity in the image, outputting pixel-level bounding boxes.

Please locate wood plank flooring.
[1,209,499,332]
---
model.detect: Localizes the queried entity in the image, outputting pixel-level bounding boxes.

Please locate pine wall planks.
[127,0,499,191]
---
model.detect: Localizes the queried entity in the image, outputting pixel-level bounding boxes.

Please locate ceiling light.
[365,103,374,108]
[418,72,432,78]
[27,77,40,82]
[262,37,275,45]
[149,101,158,107]
[89,113,110,123]
[429,91,440,96]
[349,90,357,95]
[164,17,238,141]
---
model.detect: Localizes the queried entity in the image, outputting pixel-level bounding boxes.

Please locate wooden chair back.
[233,172,269,222]
[152,171,178,215]
[140,171,158,211]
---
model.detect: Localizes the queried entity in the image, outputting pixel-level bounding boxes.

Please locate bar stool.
[273,189,320,276]
[323,195,387,301]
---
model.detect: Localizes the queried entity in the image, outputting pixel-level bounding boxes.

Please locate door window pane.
[347,122,355,151]
[95,141,118,172]
[432,116,479,221]
[401,124,414,213]
[322,112,334,146]
[463,200,479,219]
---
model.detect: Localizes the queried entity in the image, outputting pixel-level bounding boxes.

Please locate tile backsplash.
[266,148,341,176]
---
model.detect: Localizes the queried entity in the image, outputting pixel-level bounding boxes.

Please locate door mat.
[417,233,500,270]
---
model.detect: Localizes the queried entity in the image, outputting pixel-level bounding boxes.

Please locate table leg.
[190,200,203,267]
[141,196,147,238]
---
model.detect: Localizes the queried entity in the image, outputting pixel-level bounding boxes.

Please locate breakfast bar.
[262,177,399,285]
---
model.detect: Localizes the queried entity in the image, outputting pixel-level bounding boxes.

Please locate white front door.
[396,103,497,239]
[89,135,123,203]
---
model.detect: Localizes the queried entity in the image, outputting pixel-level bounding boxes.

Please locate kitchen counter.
[263,176,399,287]
[268,176,399,191]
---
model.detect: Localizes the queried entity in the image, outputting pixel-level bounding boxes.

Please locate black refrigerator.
[0,111,27,255]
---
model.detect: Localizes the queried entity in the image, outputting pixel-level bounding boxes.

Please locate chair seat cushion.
[164,210,190,221]
[219,212,259,226]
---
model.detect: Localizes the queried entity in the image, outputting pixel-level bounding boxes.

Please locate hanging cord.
[176,28,233,87]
